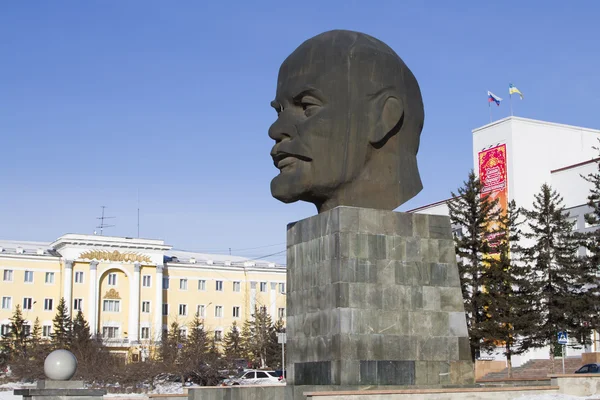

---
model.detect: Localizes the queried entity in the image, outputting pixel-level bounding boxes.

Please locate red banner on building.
[478,144,508,252]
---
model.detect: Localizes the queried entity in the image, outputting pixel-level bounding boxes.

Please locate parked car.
[575,363,600,373]
[222,369,281,385]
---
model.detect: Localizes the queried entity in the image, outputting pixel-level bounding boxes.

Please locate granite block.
[358,208,383,234]
[294,361,332,385]
[376,259,396,286]
[413,214,429,238]
[422,286,441,311]
[440,287,465,312]
[386,236,406,260]
[396,212,414,237]
[430,263,448,286]
[338,206,359,233]
[429,214,452,239]
[405,237,421,261]
[439,239,457,263]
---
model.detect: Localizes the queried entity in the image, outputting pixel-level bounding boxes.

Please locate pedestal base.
[285,206,474,398]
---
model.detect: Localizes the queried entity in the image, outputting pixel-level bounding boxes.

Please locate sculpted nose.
[268,119,295,143]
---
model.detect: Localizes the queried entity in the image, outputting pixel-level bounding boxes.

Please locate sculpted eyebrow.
[292,88,324,102]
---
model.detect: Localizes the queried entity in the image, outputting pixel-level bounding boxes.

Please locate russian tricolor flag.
[487,91,503,106]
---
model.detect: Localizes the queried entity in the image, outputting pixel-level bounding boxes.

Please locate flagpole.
[488,101,492,123]
[509,93,513,116]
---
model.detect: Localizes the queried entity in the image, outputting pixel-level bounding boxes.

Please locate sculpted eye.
[299,95,322,117]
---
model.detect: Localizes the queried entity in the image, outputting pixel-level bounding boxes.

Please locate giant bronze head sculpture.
[269,30,424,213]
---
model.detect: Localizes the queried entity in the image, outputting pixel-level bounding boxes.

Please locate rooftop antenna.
[96,206,115,236]
[137,189,140,238]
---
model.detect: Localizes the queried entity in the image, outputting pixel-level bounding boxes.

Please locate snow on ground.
[3,383,600,400]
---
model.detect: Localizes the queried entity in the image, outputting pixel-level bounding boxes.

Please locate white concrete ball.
[44,349,78,380]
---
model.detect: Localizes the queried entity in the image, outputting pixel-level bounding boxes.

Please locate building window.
[197,305,205,318]
[141,327,150,339]
[233,281,241,292]
[232,306,240,318]
[142,275,151,287]
[179,304,187,316]
[42,325,51,338]
[279,283,285,294]
[214,330,222,342]
[215,305,223,318]
[2,297,12,310]
[73,298,83,311]
[23,297,33,310]
[216,280,223,291]
[198,280,206,291]
[103,300,120,312]
[102,326,119,339]
[75,271,84,284]
[260,306,267,314]
[44,298,53,311]
[162,277,169,289]
[278,307,286,319]
[180,279,188,290]
[45,272,54,284]
[24,270,34,283]
[180,328,187,338]
[142,301,150,313]
[107,273,117,286]
[3,270,13,282]
[1,324,11,336]
[23,325,31,337]
[260,282,267,292]
[162,304,169,316]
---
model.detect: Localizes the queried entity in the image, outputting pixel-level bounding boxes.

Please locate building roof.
[551,157,600,174]
[472,116,600,135]
[0,235,285,268]
[0,239,58,257]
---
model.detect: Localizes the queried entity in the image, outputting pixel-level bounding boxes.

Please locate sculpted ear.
[370,95,404,146]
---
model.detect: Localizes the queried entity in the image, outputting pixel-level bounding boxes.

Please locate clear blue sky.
[2,1,599,263]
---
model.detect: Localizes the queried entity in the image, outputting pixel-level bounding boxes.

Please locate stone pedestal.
[285,207,474,398]
[15,381,106,400]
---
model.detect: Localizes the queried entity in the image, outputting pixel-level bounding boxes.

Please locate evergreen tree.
[223,321,243,361]
[581,143,600,328]
[181,313,209,371]
[479,201,538,377]
[31,317,42,346]
[51,297,73,349]
[242,306,277,369]
[71,310,93,363]
[160,321,182,367]
[448,170,500,361]
[522,184,591,371]
[4,305,28,359]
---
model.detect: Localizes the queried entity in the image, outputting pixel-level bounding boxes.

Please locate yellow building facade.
[0,234,286,359]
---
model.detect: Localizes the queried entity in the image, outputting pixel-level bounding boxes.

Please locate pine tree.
[181,313,209,371]
[71,310,93,364]
[160,321,182,367]
[581,142,600,328]
[51,297,73,349]
[31,317,42,346]
[5,305,28,359]
[522,183,591,372]
[242,306,277,369]
[448,170,500,361]
[223,321,243,361]
[479,201,538,377]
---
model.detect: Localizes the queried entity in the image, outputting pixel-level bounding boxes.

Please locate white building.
[409,116,600,366]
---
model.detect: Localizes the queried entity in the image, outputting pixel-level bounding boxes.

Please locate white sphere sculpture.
[44,349,78,380]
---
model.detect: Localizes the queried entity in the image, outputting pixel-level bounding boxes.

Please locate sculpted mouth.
[272,151,311,169]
